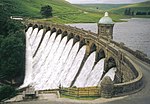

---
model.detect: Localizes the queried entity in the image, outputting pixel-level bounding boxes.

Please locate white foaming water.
[32,31,51,78]
[102,67,117,81]
[33,32,56,73]
[60,42,80,87]
[30,28,38,46]
[34,34,62,90]
[73,52,96,87]
[26,27,33,36]
[22,27,117,90]
[43,36,68,89]
[20,27,33,88]
[52,39,74,89]
[34,39,73,90]
[33,31,51,65]
[31,32,57,88]
[85,58,105,87]
[32,29,44,55]
[62,45,86,87]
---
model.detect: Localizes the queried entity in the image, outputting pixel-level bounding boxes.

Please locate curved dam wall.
[22,22,143,97]
[22,26,116,91]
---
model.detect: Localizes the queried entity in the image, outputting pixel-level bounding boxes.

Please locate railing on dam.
[25,21,144,97]
[60,86,101,97]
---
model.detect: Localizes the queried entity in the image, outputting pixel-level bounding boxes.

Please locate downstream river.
[67,18,150,58]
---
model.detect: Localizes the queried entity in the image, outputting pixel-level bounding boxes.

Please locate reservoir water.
[67,18,150,58]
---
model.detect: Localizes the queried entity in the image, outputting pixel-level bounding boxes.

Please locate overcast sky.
[66,0,149,4]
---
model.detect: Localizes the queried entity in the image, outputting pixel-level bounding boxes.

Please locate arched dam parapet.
[25,21,143,97]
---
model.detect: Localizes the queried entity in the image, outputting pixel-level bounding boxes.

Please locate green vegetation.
[75,4,128,12]
[0,4,25,86]
[110,1,150,15]
[76,1,150,20]
[0,0,81,17]
[40,5,53,17]
[0,0,126,23]
[1,0,150,24]
[0,85,16,101]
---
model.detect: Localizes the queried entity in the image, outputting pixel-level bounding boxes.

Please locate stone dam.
[20,13,145,98]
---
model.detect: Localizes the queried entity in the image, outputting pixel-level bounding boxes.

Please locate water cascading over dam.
[21,26,116,90]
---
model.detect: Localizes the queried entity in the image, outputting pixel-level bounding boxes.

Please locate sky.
[65,0,149,4]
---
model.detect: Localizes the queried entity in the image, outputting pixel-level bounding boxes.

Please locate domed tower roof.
[99,12,114,24]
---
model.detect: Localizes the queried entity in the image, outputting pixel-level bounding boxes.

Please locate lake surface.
[67,18,150,58]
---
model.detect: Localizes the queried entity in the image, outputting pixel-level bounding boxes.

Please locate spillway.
[60,42,80,87]
[33,31,51,65]
[33,34,62,90]
[85,58,105,87]
[33,32,56,75]
[73,52,96,87]
[62,45,86,87]
[53,39,74,88]
[30,28,38,46]
[102,67,117,81]
[21,27,33,88]
[21,27,116,90]
[32,29,44,55]
[43,36,68,89]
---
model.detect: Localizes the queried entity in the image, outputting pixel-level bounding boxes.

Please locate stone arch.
[96,49,106,63]
[105,57,117,72]
[79,38,86,49]
[46,26,51,32]
[25,23,33,32]
[73,35,80,45]
[67,33,74,42]
[28,23,33,27]
[62,31,68,39]
[90,43,97,54]
[39,25,43,30]
[57,29,62,35]
[51,27,57,34]
[33,24,38,29]
[26,23,33,30]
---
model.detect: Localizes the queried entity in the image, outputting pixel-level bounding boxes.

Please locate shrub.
[40,5,53,18]
[0,85,16,101]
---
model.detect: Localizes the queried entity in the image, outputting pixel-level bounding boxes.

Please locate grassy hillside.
[75,4,128,12]
[110,1,150,14]
[0,0,105,23]
[2,0,148,24]
[76,1,150,14]
[1,0,78,17]
[75,1,150,20]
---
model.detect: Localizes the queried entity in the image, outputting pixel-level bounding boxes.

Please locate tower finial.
[104,12,109,17]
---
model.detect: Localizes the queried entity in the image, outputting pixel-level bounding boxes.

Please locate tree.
[0,35,25,83]
[136,11,147,15]
[0,5,9,36]
[124,8,133,16]
[131,11,134,16]
[128,8,131,15]
[40,5,53,17]
[0,85,16,101]
[124,9,128,15]
[0,4,25,86]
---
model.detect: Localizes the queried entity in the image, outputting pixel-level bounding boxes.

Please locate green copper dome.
[99,12,114,24]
